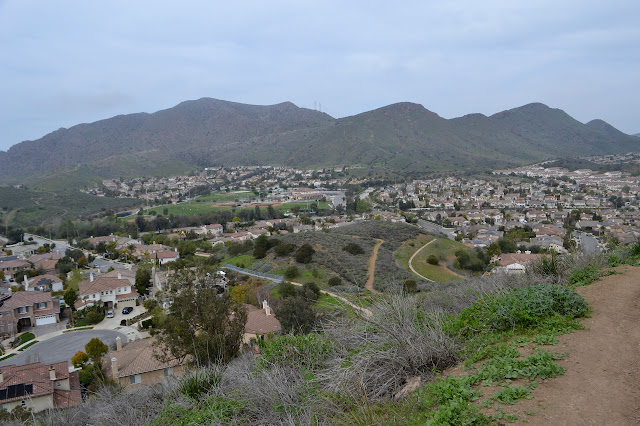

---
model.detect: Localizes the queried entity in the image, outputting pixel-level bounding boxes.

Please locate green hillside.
[0,187,141,227]
[1,99,638,187]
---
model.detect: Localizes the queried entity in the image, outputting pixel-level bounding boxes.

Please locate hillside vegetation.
[0,187,140,227]
[1,99,638,187]
[21,242,639,425]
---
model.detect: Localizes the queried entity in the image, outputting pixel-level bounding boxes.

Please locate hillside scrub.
[29,247,634,425]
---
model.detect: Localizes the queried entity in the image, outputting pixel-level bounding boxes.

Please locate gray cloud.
[0,0,638,150]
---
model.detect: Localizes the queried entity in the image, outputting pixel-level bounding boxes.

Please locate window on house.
[18,306,28,313]
[163,368,173,376]
[37,302,47,309]
[129,374,141,384]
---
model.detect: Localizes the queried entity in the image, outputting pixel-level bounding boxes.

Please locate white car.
[106,310,114,318]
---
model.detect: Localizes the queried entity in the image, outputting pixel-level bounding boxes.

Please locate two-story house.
[0,291,60,333]
[0,259,29,281]
[76,273,139,310]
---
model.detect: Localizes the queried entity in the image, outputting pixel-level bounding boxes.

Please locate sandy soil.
[365,239,383,294]
[508,265,640,425]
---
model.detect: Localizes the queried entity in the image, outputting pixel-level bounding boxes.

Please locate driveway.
[0,329,128,367]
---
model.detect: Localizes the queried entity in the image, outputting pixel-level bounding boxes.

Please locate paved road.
[0,329,128,367]
[578,232,600,254]
[417,220,456,240]
[91,256,130,272]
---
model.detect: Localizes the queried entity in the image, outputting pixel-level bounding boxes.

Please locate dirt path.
[290,281,372,317]
[408,239,436,282]
[364,239,384,294]
[511,265,640,424]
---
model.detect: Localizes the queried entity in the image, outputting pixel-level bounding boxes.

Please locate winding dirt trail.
[408,239,436,282]
[290,281,372,317]
[364,239,384,294]
[510,265,640,424]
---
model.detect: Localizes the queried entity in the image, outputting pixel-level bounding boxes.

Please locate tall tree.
[153,268,247,365]
[63,287,78,325]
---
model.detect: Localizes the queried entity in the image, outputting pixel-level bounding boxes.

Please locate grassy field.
[145,200,331,217]
[193,191,254,203]
[395,236,466,282]
[394,234,435,271]
[224,254,257,268]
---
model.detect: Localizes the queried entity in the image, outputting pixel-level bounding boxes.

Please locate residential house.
[244,301,282,344]
[106,337,184,388]
[0,260,29,281]
[202,224,223,236]
[148,249,180,265]
[0,361,81,413]
[493,253,545,274]
[0,291,60,332]
[26,252,63,265]
[24,274,63,292]
[76,273,139,310]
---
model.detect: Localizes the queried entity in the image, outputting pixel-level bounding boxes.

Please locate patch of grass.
[225,254,257,268]
[17,332,35,345]
[567,265,601,288]
[63,326,94,333]
[412,238,466,282]
[18,340,39,351]
[412,349,564,424]
[394,234,434,270]
[0,353,16,361]
[492,386,532,405]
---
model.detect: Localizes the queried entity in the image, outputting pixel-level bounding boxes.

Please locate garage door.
[35,315,57,326]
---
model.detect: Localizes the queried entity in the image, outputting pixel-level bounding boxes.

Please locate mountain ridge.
[0,98,637,186]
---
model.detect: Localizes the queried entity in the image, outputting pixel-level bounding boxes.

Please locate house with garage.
[0,361,82,413]
[0,291,60,332]
[76,273,139,310]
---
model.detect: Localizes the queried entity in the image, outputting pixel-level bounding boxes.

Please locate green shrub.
[295,244,315,264]
[567,265,601,288]
[274,243,296,257]
[277,281,298,299]
[257,334,333,371]
[327,276,342,287]
[284,265,300,280]
[177,367,223,400]
[403,279,418,293]
[448,284,588,337]
[426,255,439,265]
[342,242,365,255]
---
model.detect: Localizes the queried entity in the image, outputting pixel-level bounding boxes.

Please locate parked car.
[106,310,114,318]
[122,307,133,314]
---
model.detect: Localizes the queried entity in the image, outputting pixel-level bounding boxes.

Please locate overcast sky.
[1,0,638,151]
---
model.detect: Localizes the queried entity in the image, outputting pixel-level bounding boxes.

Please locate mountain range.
[0,98,638,187]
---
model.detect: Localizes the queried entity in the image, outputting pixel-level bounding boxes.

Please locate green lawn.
[145,200,331,217]
[194,191,254,203]
[224,254,257,268]
[394,234,435,271]
[395,236,466,282]
[315,292,354,313]
[271,263,331,285]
